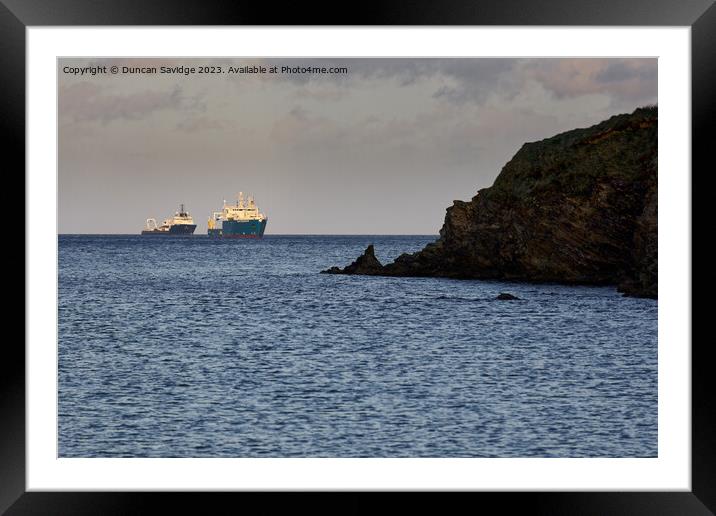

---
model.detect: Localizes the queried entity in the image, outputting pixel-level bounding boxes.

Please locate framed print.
[5,0,712,514]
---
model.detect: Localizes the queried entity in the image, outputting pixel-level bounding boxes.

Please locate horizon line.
[58,233,441,236]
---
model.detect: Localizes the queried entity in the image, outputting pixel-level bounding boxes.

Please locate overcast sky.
[58,58,657,234]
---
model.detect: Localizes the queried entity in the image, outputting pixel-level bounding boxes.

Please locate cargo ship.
[141,204,197,235]
[208,192,267,238]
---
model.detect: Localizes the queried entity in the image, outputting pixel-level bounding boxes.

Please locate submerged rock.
[324,107,658,299]
[496,293,519,300]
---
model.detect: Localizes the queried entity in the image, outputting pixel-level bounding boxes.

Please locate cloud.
[59,58,657,130]
[176,116,233,133]
[247,57,656,106]
[59,82,195,124]
[520,59,657,101]
[270,106,342,148]
[293,82,350,101]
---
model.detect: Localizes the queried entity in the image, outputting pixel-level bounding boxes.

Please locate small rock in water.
[496,293,519,300]
[320,244,384,275]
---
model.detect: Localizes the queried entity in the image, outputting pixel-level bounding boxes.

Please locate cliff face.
[325,107,657,299]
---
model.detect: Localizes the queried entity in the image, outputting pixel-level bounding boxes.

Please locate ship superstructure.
[142,204,197,235]
[208,192,268,238]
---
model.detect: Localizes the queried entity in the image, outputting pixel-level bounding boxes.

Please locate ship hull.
[209,219,267,238]
[141,224,196,235]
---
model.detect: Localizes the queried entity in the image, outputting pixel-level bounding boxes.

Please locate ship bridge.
[212,192,266,222]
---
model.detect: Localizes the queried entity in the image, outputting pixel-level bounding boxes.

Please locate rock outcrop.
[322,244,384,275]
[325,107,658,299]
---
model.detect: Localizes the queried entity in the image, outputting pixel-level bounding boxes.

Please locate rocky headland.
[322,107,657,299]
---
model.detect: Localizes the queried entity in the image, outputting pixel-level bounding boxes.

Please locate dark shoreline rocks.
[324,107,658,299]
[321,244,384,275]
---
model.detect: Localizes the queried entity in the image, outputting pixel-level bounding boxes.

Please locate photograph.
[57,57,658,459]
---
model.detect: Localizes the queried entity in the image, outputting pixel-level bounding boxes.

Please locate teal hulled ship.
[141,204,197,235]
[208,192,268,238]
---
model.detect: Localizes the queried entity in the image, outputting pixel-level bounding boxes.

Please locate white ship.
[208,192,268,238]
[142,204,197,235]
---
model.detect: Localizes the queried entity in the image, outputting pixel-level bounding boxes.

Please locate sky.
[58,58,657,234]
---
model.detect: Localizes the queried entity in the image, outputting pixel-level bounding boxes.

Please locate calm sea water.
[58,235,657,457]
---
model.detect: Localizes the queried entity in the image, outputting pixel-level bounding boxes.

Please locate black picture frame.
[4,1,711,514]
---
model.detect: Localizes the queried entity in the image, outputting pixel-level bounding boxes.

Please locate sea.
[58,235,658,458]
